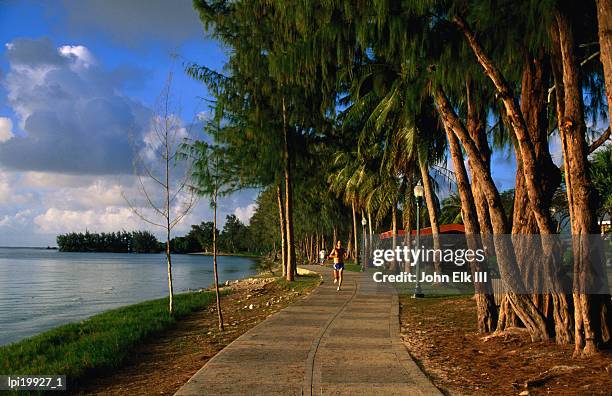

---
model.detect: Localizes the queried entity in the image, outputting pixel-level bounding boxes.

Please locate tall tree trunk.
[434,87,550,341]
[465,80,494,237]
[282,97,296,281]
[352,198,358,262]
[596,0,612,118]
[310,234,314,263]
[361,210,368,268]
[368,210,373,256]
[213,190,224,331]
[553,12,612,355]
[403,178,414,274]
[513,52,572,344]
[391,202,398,273]
[277,184,287,277]
[166,233,174,316]
[446,122,497,333]
[347,229,352,260]
[418,154,442,275]
[165,140,174,316]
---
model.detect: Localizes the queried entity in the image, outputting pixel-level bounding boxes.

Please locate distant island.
[56,214,261,255]
[57,230,162,253]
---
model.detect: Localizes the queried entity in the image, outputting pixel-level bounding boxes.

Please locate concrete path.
[175,266,440,396]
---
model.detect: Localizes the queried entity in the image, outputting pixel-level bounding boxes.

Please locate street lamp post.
[361,217,368,271]
[413,180,424,298]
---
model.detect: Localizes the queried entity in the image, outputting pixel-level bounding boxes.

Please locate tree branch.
[589,126,611,153]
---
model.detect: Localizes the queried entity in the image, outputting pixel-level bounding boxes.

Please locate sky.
[0,0,258,246]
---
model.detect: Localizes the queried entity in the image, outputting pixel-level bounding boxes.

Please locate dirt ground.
[74,274,320,395]
[399,295,612,395]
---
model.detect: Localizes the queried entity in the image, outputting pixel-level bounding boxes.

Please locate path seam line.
[302,279,358,396]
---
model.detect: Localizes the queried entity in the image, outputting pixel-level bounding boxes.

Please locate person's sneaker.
[333,278,337,284]
[337,286,341,291]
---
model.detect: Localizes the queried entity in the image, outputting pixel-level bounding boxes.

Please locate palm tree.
[440,193,463,225]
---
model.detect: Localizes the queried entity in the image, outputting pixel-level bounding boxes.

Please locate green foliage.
[590,144,612,220]
[170,222,218,254]
[56,231,161,253]
[219,214,250,253]
[440,193,463,225]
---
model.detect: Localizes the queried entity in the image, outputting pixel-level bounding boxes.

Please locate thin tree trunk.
[391,203,398,273]
[368,210,373,253]
[418,154,441,275]
[465,81,494,237]
[403,179,414,274]
[282,97,296,281]
[597,0,612,119]
[514,51,572,344]
[310,234,314,263]
[277,184,287,277]
[165,136,174,316]
[553,12,612,355]
[446,123,497,332]
[213,190,224,331]
[166,234,174,315]
[361,210,367,268]
[352,198,358,263]
[347,230,352,260]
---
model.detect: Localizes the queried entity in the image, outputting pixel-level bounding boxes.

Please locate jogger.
[328,240,347,291]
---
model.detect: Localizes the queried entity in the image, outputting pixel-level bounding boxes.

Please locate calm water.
[0,248,259,346]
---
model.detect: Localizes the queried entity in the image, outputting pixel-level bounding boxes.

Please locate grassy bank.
[0,290,221,388]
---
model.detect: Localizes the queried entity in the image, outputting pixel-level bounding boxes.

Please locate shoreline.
[0,266,321,394]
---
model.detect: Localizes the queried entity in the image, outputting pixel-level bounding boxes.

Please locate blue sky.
[0,0,258,246]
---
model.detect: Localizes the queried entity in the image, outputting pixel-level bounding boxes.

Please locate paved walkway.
[175,266,440,396]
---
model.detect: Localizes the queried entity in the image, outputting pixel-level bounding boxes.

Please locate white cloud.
[0,210,32,228]
[234,203,257,225]
[58,45,96,69]
[33,207,144,234]
[0,118,14,142]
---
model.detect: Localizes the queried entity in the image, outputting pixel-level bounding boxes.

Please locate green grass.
[0,290,220,389]
[343,262,361,272]
[276,272,322,293]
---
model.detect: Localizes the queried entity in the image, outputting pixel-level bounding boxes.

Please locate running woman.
[328,240,347,291]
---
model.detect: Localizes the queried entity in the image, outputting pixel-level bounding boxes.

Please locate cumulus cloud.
[33,206,144,234]
[0,117,14,142]
[0,37,150,175]
[234,203,257,225]
[0,210,33,228]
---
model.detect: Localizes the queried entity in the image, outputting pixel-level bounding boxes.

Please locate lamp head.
[413,181,424,198]
[361,217,367,226]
